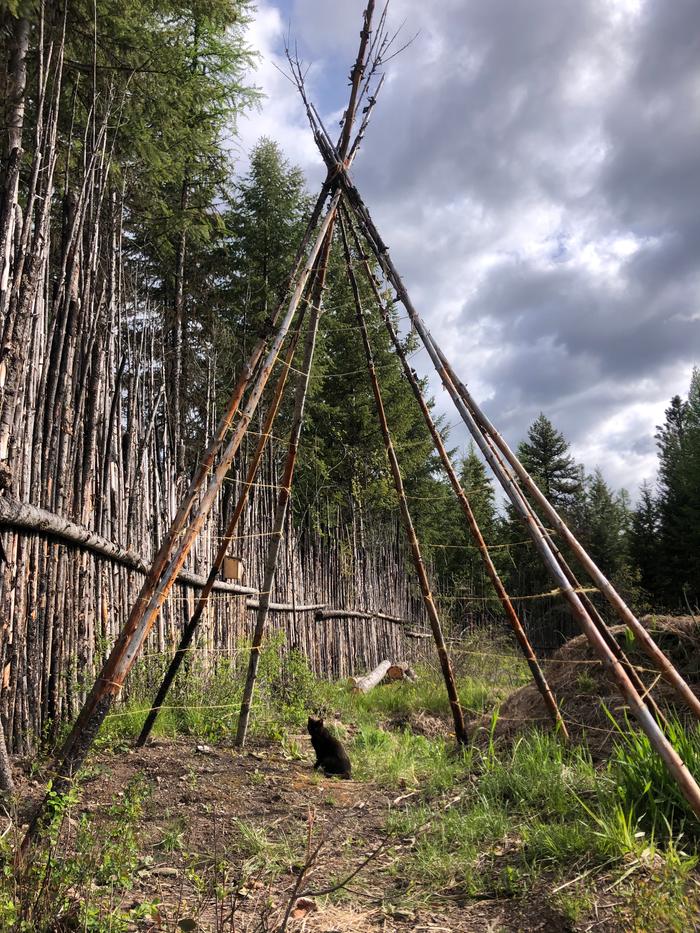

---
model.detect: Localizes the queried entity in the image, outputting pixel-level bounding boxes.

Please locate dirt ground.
[17,735,615,932]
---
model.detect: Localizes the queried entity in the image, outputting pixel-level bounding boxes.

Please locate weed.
[0,774,156,931]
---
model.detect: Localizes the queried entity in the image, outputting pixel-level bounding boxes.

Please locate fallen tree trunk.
[349,660,392,693]
[349,659,418,693]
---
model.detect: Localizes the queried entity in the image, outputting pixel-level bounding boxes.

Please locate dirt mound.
[384,710,448,739]
[471,615,700,757]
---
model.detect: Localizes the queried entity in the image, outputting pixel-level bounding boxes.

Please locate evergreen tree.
[656,391,693,606]
[579,468,630,583]
[683,369,700,604]
[517,413,583,509]
[630,480,661,601]
[459,443,497,541]
[225,139,310,341]
[502,414,584,646]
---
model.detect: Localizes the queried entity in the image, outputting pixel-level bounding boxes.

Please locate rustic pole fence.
[338,210,467,745]
[19,191,342,860]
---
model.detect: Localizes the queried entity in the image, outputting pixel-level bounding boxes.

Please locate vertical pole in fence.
[19,192,342,863]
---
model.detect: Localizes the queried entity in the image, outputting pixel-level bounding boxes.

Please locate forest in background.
[0,2,698,754]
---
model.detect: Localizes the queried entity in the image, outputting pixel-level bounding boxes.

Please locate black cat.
[307,716,352,779]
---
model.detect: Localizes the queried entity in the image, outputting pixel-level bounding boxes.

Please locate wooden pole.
[315,139,700,723]
[321,169,700,818]
[338,211,467,745]
[343,210,568,739]
[431,345,700,722]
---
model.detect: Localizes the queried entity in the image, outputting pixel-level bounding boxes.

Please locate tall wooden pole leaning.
[343,209,568,739]
[338,212,467,745]
[458,413,667,726]
[135,310,308,747]
[20,191,342,860]
[74,181,335,754]
[322,164,700,817]
[138,0,381,751]
[235,232,331,747]
[55,181,335,767]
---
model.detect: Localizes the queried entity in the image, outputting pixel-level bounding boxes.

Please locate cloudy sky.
[234,0,700,501]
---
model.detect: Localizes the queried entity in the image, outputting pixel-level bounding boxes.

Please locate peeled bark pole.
[349,660,418,693]
[235,234,330,747]
[338,212,467,745]
[322,143,700,723]
[435,348,700,722]
[345,210,568,740]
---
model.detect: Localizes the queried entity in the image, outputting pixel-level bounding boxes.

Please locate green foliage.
[0,776,156,931]
[228,818,295,879]
[518,413,583,509]
[352,724,474,791]
[607,712,700,843]
[102,632,324,745]
[654,369,700,608]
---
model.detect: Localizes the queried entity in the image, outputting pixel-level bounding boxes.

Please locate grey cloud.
[257,0,700,498]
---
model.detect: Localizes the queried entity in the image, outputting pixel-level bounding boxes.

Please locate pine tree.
[656,391,693,606]
[630,479,661,601]
[518,413,583,510]
[502,414,584,646]
[579,468,630,583]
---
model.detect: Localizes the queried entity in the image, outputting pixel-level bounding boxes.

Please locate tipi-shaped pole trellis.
[292,61,700,815]
[20,0,700,861]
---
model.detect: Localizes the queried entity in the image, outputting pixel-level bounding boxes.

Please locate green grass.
[58,632,700,926]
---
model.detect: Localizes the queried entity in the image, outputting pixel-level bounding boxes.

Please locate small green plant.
[575,670,598,694]
[0,774,153,931]
[281,735,304,760]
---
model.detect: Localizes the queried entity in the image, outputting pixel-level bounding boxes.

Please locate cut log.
[349,660,418,693]
[349,660,392,693]
[386,662,417,683]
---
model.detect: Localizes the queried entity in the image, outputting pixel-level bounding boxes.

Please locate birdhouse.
[222,555,245,582]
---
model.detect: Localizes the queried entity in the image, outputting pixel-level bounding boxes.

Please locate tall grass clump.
[608,712,700,843]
